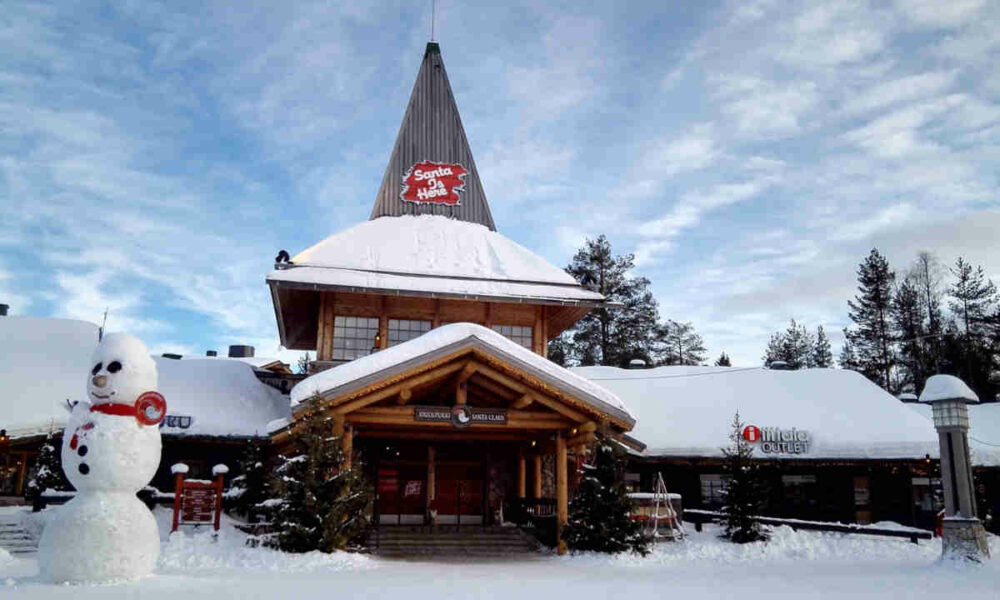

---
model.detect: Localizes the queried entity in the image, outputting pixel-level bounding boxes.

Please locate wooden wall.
[315,292,552,361]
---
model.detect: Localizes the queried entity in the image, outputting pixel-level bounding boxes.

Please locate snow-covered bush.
[24,433,69,511]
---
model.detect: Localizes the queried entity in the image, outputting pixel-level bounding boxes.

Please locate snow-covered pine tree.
[811,326,833,368]
[266,394,372,553]
[845,248,896,392]
[228,437,269,523]
[563,437,649,555]
[715,352,732,367]
[839,328,860,371]
[24,433,67,511]
[720,411,768,544]
[762,320,814,369]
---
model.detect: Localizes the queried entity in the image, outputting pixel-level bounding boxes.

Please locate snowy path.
[2,516,997,599]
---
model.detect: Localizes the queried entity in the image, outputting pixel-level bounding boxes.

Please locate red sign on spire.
[400,161,468,206]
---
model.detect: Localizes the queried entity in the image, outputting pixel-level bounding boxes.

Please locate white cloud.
[841,95,965,159]
[894,0,986,28]
[841,71,957,116]
[638,124,717,178]
[714,76,819,138]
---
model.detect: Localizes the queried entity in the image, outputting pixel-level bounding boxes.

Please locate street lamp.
[919,374,990,561]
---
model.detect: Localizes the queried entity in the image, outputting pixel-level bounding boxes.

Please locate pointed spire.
[370,43,496,231]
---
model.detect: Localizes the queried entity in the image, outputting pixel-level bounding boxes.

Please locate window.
[388,319,432,347]
[492,325,533,349]
[332,316,379,361]
[700,474,728,508]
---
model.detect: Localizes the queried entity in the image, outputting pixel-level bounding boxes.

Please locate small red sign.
[743,425,761,442]
[400,161,468,205]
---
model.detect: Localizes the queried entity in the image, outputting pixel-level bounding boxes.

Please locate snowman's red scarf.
[90,402,137,417]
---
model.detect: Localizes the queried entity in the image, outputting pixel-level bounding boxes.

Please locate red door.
[436,464,483,524]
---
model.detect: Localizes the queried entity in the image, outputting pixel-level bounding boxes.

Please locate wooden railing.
[683,509,933,544]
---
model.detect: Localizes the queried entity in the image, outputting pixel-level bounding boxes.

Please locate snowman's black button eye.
[78,445,88,457]
[107,361,122,373]
[91,363,102,375]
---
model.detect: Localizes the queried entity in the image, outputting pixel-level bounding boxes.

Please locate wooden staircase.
[370,525,541,559]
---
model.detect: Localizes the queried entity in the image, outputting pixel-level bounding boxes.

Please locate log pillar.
[341,424,353,471]
[533,454,542,498]
[517,449,526,499]
[556,431,568,555]
[427,445,436,504]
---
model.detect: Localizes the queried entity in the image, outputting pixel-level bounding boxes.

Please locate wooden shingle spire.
[369,43,496,231]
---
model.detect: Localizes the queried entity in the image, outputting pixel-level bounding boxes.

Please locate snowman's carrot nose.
[92,375,107,388]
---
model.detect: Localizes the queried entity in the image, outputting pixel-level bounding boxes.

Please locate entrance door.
[378,465,426,525]
[436,463,483,525]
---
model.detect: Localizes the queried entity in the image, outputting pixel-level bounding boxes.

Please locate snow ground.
[2,507,998,600]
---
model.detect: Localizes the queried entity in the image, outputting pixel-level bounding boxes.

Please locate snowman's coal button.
[79,463,90,475]
[77,445,88,457]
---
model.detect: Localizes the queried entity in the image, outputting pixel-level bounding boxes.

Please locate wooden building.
[266,43,635,550]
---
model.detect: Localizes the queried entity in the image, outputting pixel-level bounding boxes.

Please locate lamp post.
[919,374,990,561]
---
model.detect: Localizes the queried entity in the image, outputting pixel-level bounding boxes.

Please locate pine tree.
[839,328,860,371]
[845,249,897,392]
[563,235,660,367]
[266,395,373,553]
[910,252,945,373]
[762,320,815,369]
[949,257,998,340]
[296,352,312,375]
[546,332,572,367]
[563,438,649,555]
[228,438,270,523]
[811,326,833,368]
[946,257,999,401]
[24,433,68,511]
[893,276,928,393]
[655,320,707,365]
[715,352,732,367]
[720,411,769,544]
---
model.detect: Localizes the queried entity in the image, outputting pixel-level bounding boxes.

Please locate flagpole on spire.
[430,0,437,42]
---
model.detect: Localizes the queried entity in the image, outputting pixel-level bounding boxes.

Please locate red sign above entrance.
[400,161,468,205]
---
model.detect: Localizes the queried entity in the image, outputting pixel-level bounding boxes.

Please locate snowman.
[39,333,166,582]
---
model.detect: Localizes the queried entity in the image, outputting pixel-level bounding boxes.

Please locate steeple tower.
[369,43,496,231]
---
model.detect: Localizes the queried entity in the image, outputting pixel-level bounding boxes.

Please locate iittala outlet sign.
[743,425,811,454]
[400,161,468,205]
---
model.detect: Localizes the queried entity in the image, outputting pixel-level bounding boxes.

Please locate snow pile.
[573,366,942,460]
[919,374,980,403]
[159,526,373,575]
[287,323,632,425]
[0,316,98,438]
[268,215,604,303]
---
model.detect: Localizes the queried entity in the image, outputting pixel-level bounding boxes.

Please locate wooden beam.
[396,388,413,405]
[347,411,573,430]
[556,431,568,555]
[512,393,534,409]
[566,430,596,448]
[330,361,467,415]
[353,428,538,442]
[341,424,353,470]
[517,449,526,499]
[468,375,517,401]
[427,445,436,504]
[456,380,467,405]
[474,363,589,423]
[458,362,477,383]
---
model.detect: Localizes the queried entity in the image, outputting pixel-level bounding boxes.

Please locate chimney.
[0,304,8,316]
[162,353,183,360]
[228,345,255,358]
[206,350,218,357]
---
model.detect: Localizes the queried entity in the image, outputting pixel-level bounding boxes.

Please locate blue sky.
[2,0,999,367]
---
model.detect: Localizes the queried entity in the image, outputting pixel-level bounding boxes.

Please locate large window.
[388,319,431,347]
[492,325,533,349]
[332,316,379,361]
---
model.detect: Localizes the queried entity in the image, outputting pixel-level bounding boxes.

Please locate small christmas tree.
[266,394,373,553]
[228,438,270,523]
[720,411,769,543]
[562,437,649,555]
[24,433,68,512]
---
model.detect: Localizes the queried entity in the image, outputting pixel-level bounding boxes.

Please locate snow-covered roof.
[572,366,950,461]
[0,316,290,440]
[267,215,604,304]
[0,316,98,439]
[154,357,290,438]
[918,374,979,404]
[287,322,633,427]
[907,403,1000,467]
